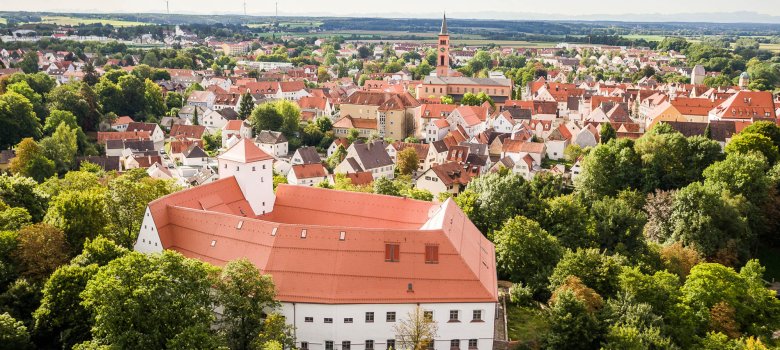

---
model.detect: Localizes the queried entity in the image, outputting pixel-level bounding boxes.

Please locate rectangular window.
[449,310,459,322]
[468,339,478,349]
[385,243,400,262]
[304,317,313,323]
[386,312,396,322]
[472,310,482,322]
[451,340,460,350]
[301,342,309,350]
[387,340,395,350]
[343,341,351,350]
[366,312,375,323]
[424,311,433,321]
[326,341,334,350]
[344,318,353,323]
[324,318,333,323]
[366,340,374,350]
[425,245,439,264]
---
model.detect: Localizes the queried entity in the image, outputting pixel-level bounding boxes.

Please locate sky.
[5,0,780,19]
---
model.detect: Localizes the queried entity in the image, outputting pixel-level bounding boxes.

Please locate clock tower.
[435,13,450,77]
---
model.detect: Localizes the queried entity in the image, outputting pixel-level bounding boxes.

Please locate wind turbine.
[243,0,247,16]
[165,0,170,14]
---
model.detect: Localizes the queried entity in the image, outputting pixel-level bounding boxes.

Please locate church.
[415,14,514,105]
[134,139,498,350]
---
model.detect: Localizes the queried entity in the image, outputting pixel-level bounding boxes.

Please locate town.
[0,7,780,350]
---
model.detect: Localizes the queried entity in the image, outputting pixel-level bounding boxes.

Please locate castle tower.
[435,13,450,77]
[218,139,275,215]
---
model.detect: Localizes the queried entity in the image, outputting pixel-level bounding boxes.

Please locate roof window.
[339,231,346,241]
[210,240,217,247]
[236,221,244,229]
[301,229,307,238]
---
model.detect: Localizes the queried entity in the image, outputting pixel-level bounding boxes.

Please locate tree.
[95,79,124,116]
[44,188,108,253]
[589,195,647,256]
[600,123,616,144]
[117,75,146,118]
[543,290,602,350]
[8,138,55,183]
[548,248,626,298]
[396,148,419,176]
[165,91,183,110]
[0,312,32,350]
[686,135,723,183]
[274,100,301,137]
[142,52,159,67]
[14,223,69,281]
[18,51,38,74]
[0,92,41,149]
[105,170,178,248]
[0,174,48,221]
[143,78,166,117]
[373,177,400,197]
[740,121,780,150]
[82,62,99,86]
[0,207,30,231]
[538,195,592,249]
[238,93,255,120]
[393,306,438,350]
[7,80,46,121]
[668,182,750,261]
[681,260,780,339]
[456,172,543,237]
[250,104,284,134]
[253,313,296,350]
[634,124,691,191]
[494,216,562,294]
[703,151,771,206]
[575,138,641,200]
[725,133,778,165]
[47,82,102,132]
[81,251,219,349]
[40,123,78,174]
[315,116,333,132]
[215,259,277,350]
[440,95,454,104]
[33,264,99,349]
[301,123,325,147]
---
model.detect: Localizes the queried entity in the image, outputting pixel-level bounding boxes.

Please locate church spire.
[440,12,448,35]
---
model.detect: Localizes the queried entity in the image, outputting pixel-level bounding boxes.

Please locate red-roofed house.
[287,163,328,186]
[709,91,777,122]
[134,131,497,349]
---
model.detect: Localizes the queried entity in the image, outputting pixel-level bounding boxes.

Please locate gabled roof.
[429,161,472,186]
[353,140,393,170]
[183,145,209,159]
[710,91,776,119]
[291,163,328,179]
[148,183,497,304]
[294,146,322,165]
[255,130,287,144]
[170,125,207,139]
[219,139,273,163]
[343,172,374,186]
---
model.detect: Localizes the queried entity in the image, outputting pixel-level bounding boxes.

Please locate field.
[0,17,6,25]
[760,43,780,52]
[247,21,322,29]
[36,15,151,27]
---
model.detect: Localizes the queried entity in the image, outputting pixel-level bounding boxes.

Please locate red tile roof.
[147,183,497,304]
[220,139,273,163]
[97,131,151,143]
[710,91,776,119]
[291,163,327,179]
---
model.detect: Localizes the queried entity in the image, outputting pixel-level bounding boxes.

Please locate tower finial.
[440,12,448,35]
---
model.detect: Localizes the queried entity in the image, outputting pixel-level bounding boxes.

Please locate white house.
[222,120,254,147]
[292,146,322,166]
[254,131,289,158]
[287,163,328,186]
[415,162,472,198]
[334,140,394,179]
[182,145,209,167]
[134,143,497,350]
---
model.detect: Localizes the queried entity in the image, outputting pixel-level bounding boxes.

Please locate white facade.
[218,155,275,215]
[257,141,289,158]
[279,302,495,350]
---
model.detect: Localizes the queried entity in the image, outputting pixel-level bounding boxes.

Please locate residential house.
[291,146,322,165]
[254,130,289,158]
[334,140,394,179]
[415,162,472,198]
[287,163,329,186]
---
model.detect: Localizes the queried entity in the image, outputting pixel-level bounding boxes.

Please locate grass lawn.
[756,245,780,282]
[37,15,151,27]
[0,18,6,25]
[506,304,548,344]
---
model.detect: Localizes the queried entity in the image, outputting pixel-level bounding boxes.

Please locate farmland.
[36,15,152,27]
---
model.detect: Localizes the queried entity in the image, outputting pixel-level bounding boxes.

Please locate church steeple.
[436,12,451,77]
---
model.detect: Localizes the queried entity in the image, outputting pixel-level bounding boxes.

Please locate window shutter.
[393,245,400,261]
[385,244,392,261]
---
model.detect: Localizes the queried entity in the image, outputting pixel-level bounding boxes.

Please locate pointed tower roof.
[440,13,448,35]
[219,138,273,163]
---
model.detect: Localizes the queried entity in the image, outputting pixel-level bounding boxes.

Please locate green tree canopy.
[494,216,562,294]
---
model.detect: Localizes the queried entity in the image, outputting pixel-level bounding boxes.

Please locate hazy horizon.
[4,0,780,22]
